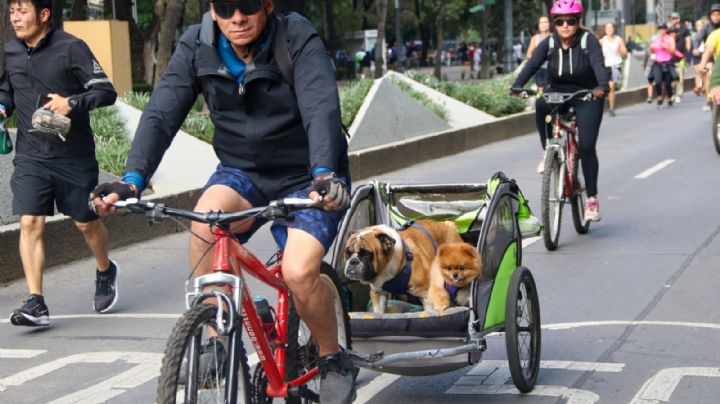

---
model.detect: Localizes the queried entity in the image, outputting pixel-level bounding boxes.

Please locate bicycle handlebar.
[113,197,322,226]
[510,87,538,98]
[510,87,593,103]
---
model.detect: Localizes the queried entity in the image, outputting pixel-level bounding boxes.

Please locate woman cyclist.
[511,0,608,222]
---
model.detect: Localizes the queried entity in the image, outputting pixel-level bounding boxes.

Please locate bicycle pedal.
[288,385,320,402]
[346,349,384,366]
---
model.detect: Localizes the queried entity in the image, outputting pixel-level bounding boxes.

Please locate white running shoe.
[584,197,601,222]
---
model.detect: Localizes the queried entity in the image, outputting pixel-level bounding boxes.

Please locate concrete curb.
[0,80,693,284]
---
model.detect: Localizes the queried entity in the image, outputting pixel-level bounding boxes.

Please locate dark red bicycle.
[512,88,592,250]
[114,198,350,403]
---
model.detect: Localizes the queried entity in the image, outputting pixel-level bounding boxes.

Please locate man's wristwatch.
[67,96,78,110]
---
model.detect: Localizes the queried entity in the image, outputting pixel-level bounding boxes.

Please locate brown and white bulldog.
[343,219,464,313]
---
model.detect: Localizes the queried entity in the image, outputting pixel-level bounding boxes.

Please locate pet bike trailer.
[330,172,542,392]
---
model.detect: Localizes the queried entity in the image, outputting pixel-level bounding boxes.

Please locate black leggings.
[652,62,673,99]
[535,96,603,197]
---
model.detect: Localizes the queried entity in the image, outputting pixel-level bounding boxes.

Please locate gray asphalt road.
[1,93,720,403]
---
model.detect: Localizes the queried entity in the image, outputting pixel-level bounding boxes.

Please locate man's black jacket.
[0,29,117,159]
[125,12,350,197]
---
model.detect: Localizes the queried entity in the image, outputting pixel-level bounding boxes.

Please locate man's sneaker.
[178,337,226,386]
[519,215,543,238]
[584,197,601,222]
[10,294,50,327]
[668,99,674,107]
[646,97,652,104]
[609,109,616,117]
[319,349,359,404]
[703,102,712,112]
[94,260,119,313]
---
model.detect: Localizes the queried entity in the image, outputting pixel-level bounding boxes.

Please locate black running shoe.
[319,349,359,404]
[178,337,227,386]
[94,260,119,313]
[10,294,50,327]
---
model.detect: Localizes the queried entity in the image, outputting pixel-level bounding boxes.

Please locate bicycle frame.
[548,114,582,200]
[185,226,319,400]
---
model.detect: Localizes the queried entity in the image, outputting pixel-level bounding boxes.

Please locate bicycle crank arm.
[287,385,320,402]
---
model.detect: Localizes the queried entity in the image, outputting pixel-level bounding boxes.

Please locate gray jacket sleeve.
[68,40,117,112]
[286,15,344,173]
[124,27,201,180]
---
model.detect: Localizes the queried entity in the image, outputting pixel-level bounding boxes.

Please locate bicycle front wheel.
[156,304,251,404]
[713,105,720,155]
[284,263,352,404]
[570,150,590,234]
[541,147,564,251]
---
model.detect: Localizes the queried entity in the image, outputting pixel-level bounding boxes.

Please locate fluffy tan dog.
[428,242,483,312]
[344,220,464,313]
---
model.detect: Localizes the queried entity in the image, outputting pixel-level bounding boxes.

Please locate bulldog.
[343,219,464,313]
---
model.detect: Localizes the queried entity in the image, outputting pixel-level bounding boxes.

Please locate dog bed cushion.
[349,306,470,338]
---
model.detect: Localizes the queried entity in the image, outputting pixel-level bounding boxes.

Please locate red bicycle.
[512,88,592,250]
[114,198,351,403]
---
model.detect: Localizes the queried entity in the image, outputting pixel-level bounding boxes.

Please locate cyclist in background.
[91,1,356,403]
[526,15,552,91]
[600,22,627,116]
[700,4,720,111]
[512,0,608,222]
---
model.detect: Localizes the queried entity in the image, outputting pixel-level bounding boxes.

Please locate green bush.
[182,112,214,143]
[92,106,131,177]
[339,78,374,128]
[404,71,526,117]
[132,81,154,94]
[390,77,448,121]
[122,91,150,110]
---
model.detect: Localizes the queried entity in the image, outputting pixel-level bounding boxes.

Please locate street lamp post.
[504,0,513,73]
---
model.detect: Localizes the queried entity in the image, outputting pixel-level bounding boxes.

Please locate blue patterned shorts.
[205,165,348,252]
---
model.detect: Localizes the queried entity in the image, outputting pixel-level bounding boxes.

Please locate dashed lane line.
[634,159,675,179]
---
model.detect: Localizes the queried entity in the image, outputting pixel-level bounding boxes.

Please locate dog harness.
[445,284,460,305]
[381,221,438,295]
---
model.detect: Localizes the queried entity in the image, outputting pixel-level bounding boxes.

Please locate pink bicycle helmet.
[550,0,583,15]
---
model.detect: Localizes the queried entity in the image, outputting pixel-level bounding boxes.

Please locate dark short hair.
[7,0,53,23]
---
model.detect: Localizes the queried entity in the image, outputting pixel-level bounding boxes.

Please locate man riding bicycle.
[511,0,608,222]
[91,1,356,402]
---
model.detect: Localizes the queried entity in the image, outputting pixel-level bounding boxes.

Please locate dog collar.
[381,222,439,295]
[445,283,460,305]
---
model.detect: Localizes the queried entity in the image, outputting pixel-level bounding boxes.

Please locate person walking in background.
[526,16,552,90]
[513,40,524,67]
[692,19,707,96]
[650,23,676,108]
[0,0,118,327]
[670,12,691,103]
[600,22,627,116]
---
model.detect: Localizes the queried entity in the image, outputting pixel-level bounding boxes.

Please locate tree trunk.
[70,0,88,20]
[374,0,387,78]
[52,0,65,30]
[479,7,491,80]
[154,0,187,84]
[323,0,339,52]
[115,0,145,86]
[433,0,445,79]
[144,0,164,85]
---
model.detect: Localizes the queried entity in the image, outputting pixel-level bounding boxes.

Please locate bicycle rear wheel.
[284,263,352,404]
[541,147,564,251]
[570,150,590,234]
[713,105,720,155]
[156,304,251,404]
[505,267,541,393]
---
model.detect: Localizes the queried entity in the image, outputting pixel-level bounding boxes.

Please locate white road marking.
[0,351,162,394]
[634,159,675,179]
[543,320,720,331]
[630,367,720,404]
[0,313,181,324]
[354,372,402,404]
[447,384,600,404]
[0,348,46,358]
[448,360,623,402]
[49,362,161,404]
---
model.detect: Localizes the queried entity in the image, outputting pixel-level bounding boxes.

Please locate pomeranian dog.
[428,242,483,312]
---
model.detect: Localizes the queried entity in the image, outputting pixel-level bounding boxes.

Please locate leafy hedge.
[92,107,131,177]
[390,77,448,121]
[404,71,526,117]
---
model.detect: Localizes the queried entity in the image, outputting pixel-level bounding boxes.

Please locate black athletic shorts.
[11,156,99,222]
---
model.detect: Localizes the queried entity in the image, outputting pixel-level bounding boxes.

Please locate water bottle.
[254,295,277,340]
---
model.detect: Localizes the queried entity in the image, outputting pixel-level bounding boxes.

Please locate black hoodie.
[514,29,609,93]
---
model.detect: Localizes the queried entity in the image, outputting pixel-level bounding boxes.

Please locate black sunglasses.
[212,0,263,19]
[554,17,578,27]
